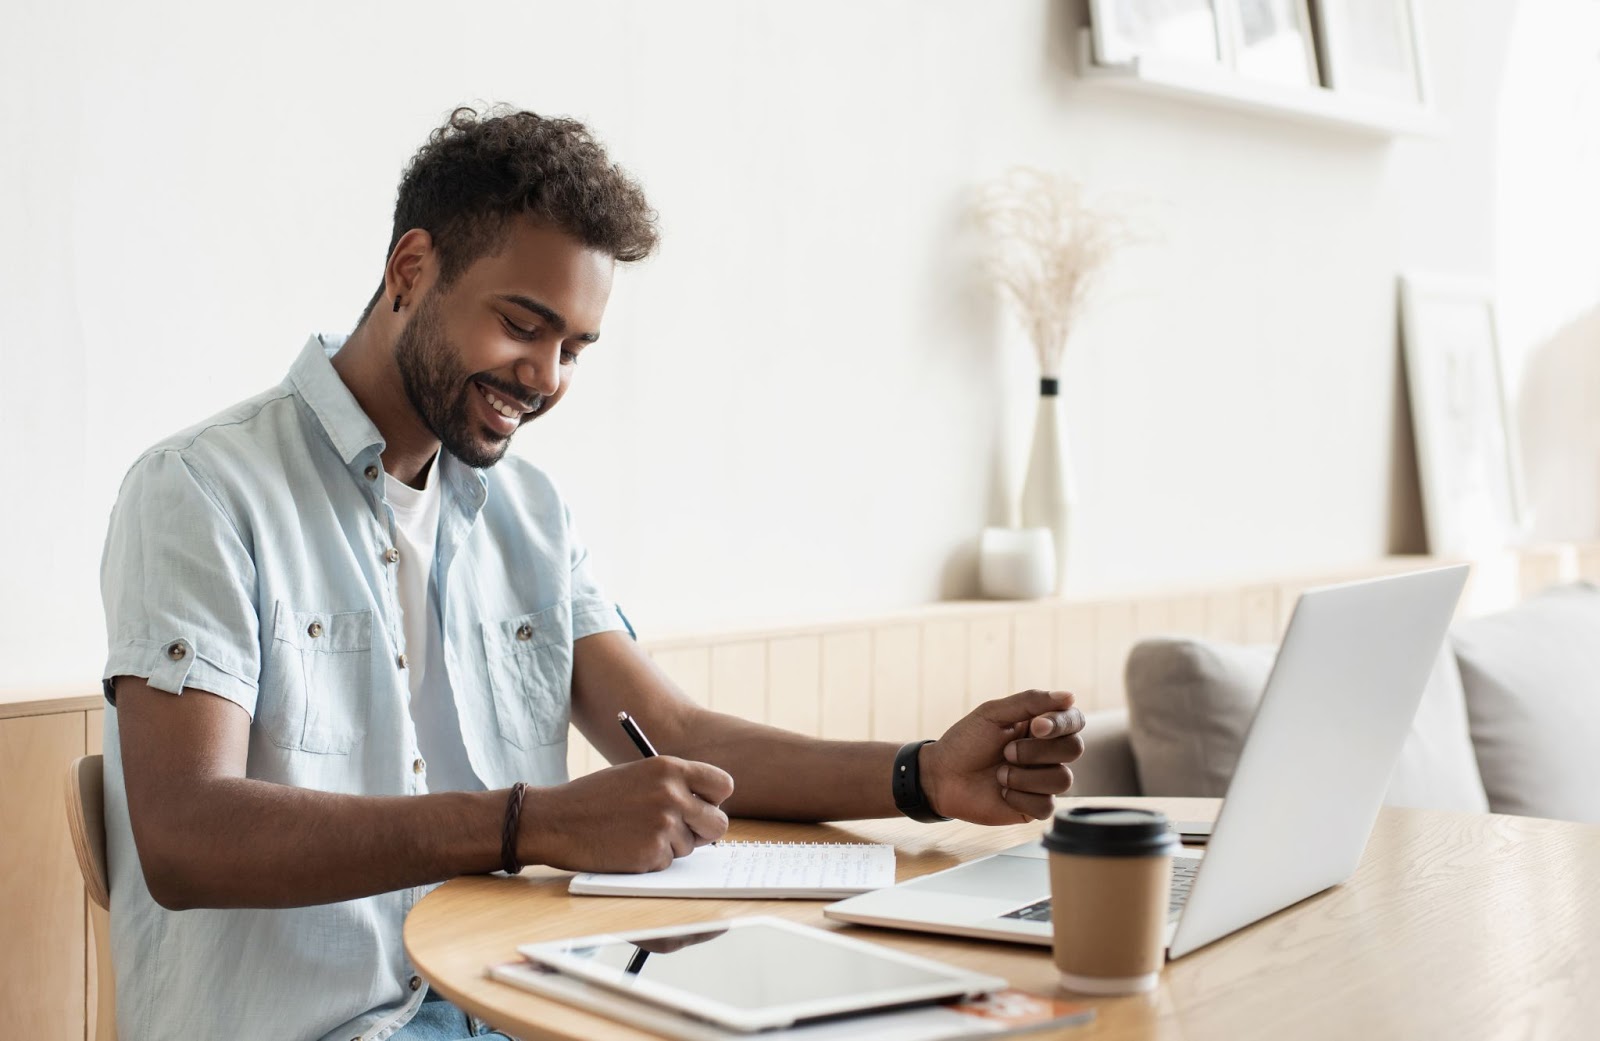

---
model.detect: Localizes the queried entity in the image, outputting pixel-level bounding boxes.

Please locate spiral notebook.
[569,842,896,899]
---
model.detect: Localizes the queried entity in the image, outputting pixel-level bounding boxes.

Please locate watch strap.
[892,740,951,823]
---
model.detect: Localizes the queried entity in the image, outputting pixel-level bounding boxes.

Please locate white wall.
[1496,0,1600,541]
[0,0,1542,689]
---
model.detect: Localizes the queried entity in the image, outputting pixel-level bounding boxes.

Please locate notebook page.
[570,842,895,895]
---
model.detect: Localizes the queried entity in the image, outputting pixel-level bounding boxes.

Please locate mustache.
[472,375,543,414]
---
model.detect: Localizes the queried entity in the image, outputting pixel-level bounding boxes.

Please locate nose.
[513,346,561,399]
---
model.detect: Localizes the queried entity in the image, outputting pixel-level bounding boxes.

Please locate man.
[100,106,1086,1041]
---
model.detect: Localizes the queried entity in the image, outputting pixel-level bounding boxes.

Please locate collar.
[287,334,489,512]
[287,334,387,466]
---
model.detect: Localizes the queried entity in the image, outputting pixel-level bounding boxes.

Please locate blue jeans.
[389,990,515,1041]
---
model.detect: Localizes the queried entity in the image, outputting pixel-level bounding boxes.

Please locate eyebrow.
[496,294,601,344]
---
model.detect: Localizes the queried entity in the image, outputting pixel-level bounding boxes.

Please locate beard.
[393,294,516,470]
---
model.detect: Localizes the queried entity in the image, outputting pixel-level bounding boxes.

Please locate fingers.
[1004,731,1086,767]
[997,762,1074,797]
[1028,705,1086,739]
[685,798,731,847]
[1000,786,1057,821]
[980,688,1076,725]
[679,759,736,805]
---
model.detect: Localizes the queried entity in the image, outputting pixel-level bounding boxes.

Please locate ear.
[384,228,436,311]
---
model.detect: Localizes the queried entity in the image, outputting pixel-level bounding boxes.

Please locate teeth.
[481,386,520,419]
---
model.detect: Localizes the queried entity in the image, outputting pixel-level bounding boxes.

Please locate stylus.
[617,711,659,759]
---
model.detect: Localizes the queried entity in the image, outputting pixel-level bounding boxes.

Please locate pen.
[617,711,659,759]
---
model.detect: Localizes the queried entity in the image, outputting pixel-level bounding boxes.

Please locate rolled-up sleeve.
[101,449,260,715]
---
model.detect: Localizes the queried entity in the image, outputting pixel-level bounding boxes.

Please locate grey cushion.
[1067,708,1141,796]
[1125,637,1488,813]
[1454,582,1600,823]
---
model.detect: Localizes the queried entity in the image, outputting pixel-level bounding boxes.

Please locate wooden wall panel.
[86,708,104,1041]
[648,645,712,705]
[1092,602,1136,712]
[1172,595,1209,637]
[1132,597,1175,640]
[918,619,969,737]
[870,624,920,742]
[1054,606,1097,707]
[819,632,872,741]
[1241,586,1280,643]
[1009,607,1056,694]
[1205,591,1246,642]
[1579,546,1600,584]
[967,616,1013,710]
[709,642,768,722]
[1,712,86,1041]
[766,637,822,738]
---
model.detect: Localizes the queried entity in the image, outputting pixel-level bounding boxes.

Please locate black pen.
[617,711,659,759]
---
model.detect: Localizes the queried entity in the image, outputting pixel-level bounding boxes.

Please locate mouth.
[472,380,538,437]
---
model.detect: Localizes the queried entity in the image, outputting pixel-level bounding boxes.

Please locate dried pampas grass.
[976,168,1130,379]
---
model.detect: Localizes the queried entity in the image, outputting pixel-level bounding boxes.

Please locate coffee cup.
[1042,806,1178,995]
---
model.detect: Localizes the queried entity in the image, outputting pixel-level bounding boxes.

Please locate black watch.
[892,740,951,823]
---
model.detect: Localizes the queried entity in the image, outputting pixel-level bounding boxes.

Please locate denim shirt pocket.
[259,601,374,754]
[481,602,573,750]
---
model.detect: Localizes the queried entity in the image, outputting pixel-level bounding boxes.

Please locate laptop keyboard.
[999,859,1202,924]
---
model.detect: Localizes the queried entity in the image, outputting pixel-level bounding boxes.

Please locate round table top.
[405,797,1600,1041]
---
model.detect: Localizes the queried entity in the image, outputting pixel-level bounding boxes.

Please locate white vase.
[977,526,1057,599]
[1019,384,1076,595]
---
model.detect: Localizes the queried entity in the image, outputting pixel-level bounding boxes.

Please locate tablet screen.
[521,918,998,1030]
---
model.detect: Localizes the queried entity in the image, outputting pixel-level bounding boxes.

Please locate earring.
[392,295,402,313]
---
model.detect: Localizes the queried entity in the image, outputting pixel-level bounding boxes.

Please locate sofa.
[1067,582,1600,826]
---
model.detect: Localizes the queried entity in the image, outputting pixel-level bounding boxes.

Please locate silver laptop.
[826,565,1469,960]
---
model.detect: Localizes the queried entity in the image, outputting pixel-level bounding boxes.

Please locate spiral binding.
[711,841,887,849]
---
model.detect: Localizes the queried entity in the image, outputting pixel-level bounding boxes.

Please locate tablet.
[517,915,1007,1033]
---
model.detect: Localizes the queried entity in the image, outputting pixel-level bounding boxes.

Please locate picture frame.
[1219,0,1319,88]
[1088,0,1229,68]
[1399,274,1528,557]
[1310,0,1430,106]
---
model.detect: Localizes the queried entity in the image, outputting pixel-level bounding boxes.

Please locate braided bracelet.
[501,782,529,875]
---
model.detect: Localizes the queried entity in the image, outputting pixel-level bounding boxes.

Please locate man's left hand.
[920,689,1085,824]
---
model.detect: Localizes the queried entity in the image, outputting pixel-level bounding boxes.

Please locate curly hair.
[360,105,657,324]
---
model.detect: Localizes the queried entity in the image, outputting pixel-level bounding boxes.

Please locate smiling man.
[99,106,1087,1041]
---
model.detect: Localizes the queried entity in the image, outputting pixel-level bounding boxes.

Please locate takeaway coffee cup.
[1042,806,1178,995]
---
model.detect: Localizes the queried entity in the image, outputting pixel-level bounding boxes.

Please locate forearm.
[671,711,903,821]
[134,778,506,910]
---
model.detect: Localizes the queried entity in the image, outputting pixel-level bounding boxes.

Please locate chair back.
[65,754,115,1040]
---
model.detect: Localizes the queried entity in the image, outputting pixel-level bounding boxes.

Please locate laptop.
[826,564,1469,960]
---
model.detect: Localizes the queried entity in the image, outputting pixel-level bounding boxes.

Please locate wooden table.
[405,797,1600,1040]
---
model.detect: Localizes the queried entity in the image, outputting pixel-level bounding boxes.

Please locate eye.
[561,348,581,365]
[501,316,538,341]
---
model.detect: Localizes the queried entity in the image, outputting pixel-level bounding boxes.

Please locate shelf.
[1074,28,1440,139]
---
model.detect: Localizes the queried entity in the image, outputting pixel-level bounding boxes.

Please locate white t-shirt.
[385,458,482,793]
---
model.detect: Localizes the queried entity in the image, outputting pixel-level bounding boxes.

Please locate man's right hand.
[518,757,735,873]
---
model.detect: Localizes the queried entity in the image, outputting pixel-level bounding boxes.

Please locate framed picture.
[1311,0,1429,106]
[1399,274,1528,557]
[1220,0,1319,87]
[1088,0,1228,68]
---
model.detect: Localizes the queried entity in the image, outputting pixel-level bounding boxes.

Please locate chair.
[65,754,116,1041]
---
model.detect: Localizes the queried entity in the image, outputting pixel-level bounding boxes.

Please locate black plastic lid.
[1041,806,1179,858]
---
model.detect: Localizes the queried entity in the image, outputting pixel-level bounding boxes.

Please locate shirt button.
[413,758,426,774]
[364,465,380,480]
[409,975,422,991]
[384,547,400,564]
[516,623,534,641]
[166,642,187,660]
[397,653,409,669]
[306,621,324,639]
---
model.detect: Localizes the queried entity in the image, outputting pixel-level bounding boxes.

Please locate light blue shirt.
[99,335,624,1041]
